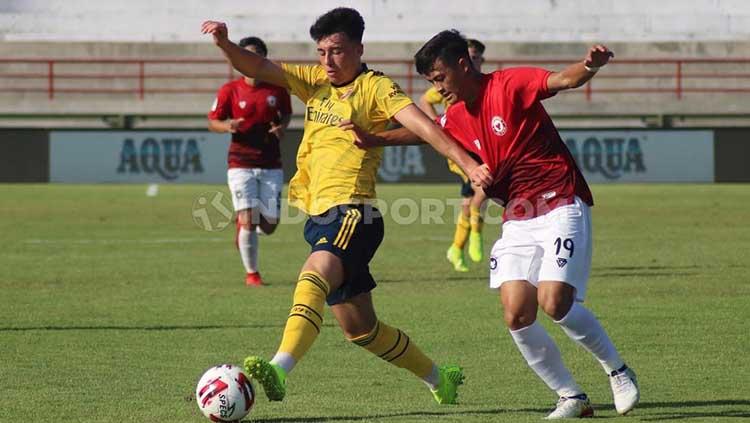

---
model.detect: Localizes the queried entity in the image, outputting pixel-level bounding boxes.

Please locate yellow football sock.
[277,271,329,361]
[470,206,483,234]
[452,213,470,249]
[349,320,434,379]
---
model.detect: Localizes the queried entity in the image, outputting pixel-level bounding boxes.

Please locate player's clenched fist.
[201,21,229,46]
[469,163,492,189]
[585,44,614,69]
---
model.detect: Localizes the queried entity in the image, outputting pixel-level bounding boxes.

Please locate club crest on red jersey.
[266,95,277,107]
[491,116,507,136]
[238,100,247,109]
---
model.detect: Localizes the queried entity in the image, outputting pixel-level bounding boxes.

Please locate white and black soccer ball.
[196,364,255,422]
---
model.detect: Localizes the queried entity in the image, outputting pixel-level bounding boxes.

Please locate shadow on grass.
[242,407,546,423]
[632,399,750,421]
[243,400,750,422]
[591,271,701,278]
[596,264,746,271]
[378,275,482,284]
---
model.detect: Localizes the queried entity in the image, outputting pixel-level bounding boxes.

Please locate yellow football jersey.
[282,63,413,215]
[422,87,467,181]
[447,158,469,182]
[423,86,449,108]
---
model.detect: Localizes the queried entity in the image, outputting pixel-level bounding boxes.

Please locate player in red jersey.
[344,31,640,419]
[208,36,292,287]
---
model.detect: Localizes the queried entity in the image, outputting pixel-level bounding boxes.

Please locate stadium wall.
[2,0,749,42]
[3,40,750,122]
[1,128,748,183]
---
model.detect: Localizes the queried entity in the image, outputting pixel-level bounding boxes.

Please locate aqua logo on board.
[378,145,426,182]
[116,137,204,180]
[564,136,646,180]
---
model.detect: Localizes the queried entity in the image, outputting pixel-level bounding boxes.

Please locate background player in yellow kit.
[418,39,488,272]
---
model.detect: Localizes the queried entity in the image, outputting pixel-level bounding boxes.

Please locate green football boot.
[468,231,484,263]
[244,356,287,401]
[446,245,469,272]
[431,365,465,405]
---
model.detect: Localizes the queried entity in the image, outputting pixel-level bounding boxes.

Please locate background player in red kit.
[208,36,292,287]
[346,30,640,419]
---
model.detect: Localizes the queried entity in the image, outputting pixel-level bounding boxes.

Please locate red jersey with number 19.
[208,78,292,169]
[439,68,593,221]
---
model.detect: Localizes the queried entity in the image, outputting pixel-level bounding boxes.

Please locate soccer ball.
[195,364,255,422]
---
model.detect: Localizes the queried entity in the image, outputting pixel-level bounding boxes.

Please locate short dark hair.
[467,38,485,54]
[414,30,470,75]
[309,7,365,43]
[238,36,268,57]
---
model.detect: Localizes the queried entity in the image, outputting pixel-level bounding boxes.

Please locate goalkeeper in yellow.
[418,39,488,272]
[202,8,491,406]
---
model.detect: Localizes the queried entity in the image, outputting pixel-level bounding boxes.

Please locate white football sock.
[270,352,296,374]
[237,227,258,274]
[510,321,583,398]
[555,302,625,374]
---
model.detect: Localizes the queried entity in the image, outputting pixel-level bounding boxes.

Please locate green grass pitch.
[1,183,748,422]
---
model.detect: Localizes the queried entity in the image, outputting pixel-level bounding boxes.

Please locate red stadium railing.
[1,57,749,100]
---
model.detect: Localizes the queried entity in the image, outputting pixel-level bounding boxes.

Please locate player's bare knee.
[504,309,537,331]
[238,221,253,231]
[539,295,573,321]
[538,282,575,320]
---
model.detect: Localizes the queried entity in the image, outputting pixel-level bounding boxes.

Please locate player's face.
[316,32,364,85]
[424,58,469,102]
[468,47,485,72]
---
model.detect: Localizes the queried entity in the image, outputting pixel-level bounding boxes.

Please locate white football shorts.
[489,196,592,301]
[227,168,283,219]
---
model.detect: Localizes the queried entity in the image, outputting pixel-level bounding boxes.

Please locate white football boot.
[545,394,594,419]
[610,366,640,415]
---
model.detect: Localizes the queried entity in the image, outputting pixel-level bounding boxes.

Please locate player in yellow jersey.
[202,7,491,406]
[418,39,488,272]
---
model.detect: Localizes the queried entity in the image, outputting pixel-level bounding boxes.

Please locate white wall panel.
[1,1,748,42]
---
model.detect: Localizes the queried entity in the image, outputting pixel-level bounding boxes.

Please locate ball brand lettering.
[564,137,646,180]
[218,394,236,418]
[117,137,204,180]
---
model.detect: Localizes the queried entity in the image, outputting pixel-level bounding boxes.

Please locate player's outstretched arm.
[547,44,614,93]
[417,93,440,121]
[393,104,492,188]
[339,120,424,148]
[201,20,288,89]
